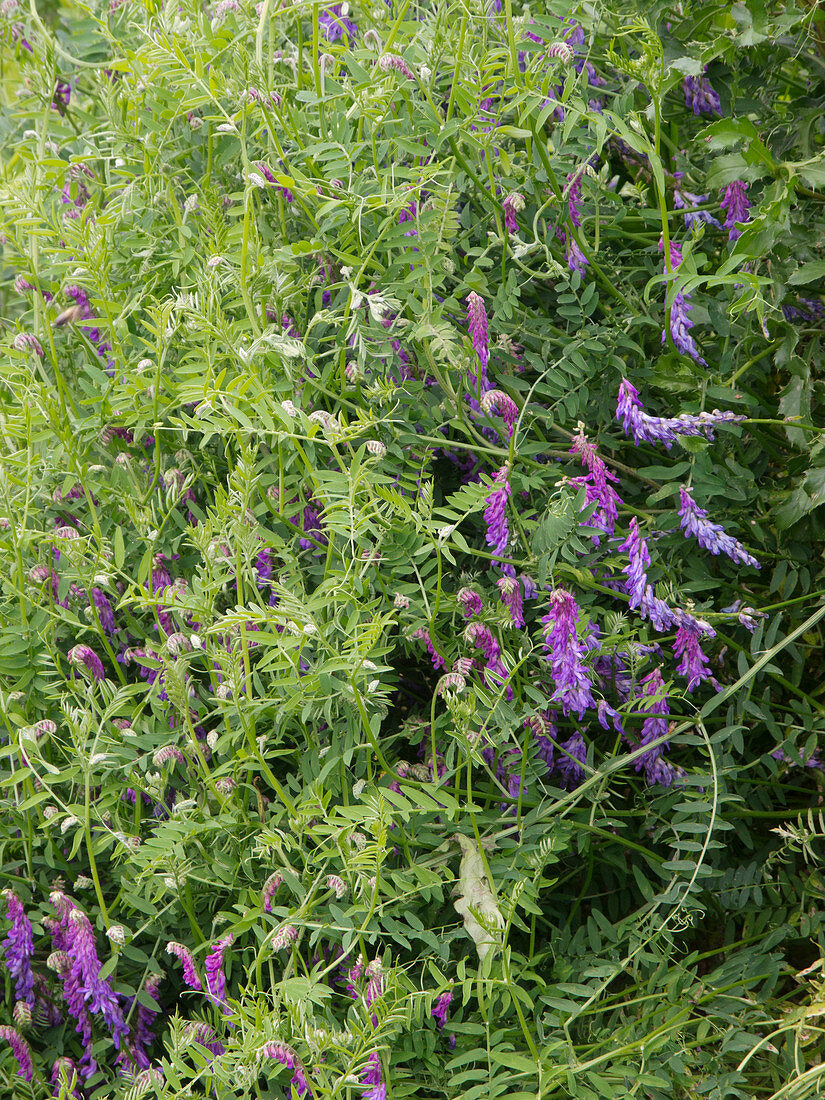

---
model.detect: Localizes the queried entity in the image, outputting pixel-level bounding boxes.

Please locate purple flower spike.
[556,731,587,789]
[65,908,128,1047]
[567,239,589,276]
[377,53,415,79]
[319,3,357,41]
[569,427,622,540]
[617,519,677,631]
[682,70,720,116]
[413,628,446,671]
[665,288,706,364]
[361,1051,386,1100]
[616,380,745,449]
[0,1025,33,1082]
[480,389,518,437]
[46,930,98,1080]
[51,1057,82,1098]
[466,291,490,371]
[541,589,596,718]
[497,575,524,627]
[262,1041,312,1095]
[635,668,675,786]
[457,588,483,618]
[12,332,44,357]
[720,180,752,242]
[660,240,706,364]
[131,973,162,1069]
[617,518,650,609]
[502,192,524,233]
[262,871,283,912]
[431,989,453,1030]
[205,933,233,1013]
[673,618,716,692]
[483,466,511,564]
[166,942,203,991]
[678,486,760,568]
[673,187,720,230]
[1,891,35,1006]
[67,643,106,680]
[90,587,116,637]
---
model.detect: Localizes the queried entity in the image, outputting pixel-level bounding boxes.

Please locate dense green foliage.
[1,0,825,1096]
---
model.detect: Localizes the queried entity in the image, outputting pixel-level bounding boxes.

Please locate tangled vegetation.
[1,0,825,1096]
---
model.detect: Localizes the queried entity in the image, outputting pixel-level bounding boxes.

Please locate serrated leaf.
[788,260,825,286]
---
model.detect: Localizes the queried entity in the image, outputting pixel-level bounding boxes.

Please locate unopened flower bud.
[438,672,466,694]
[326,874,347,898]
[12,333,44,357]
[166,632,192,657]
[547,41,574,63]
[271,924,298,950]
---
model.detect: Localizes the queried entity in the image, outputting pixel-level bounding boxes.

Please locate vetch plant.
[0,0,824,1097]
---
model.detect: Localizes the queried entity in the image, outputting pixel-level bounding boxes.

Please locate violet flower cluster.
[682,69,720,116]
[319,3,357,42]
[541,589,596,719]
[204,933,233,1013]
[502,192,524,233]
[466,290,490,378]
[60,285,115,374]
[47,889,129,1079]
[0,1024,33,1082]
[617,517,718,694]
[569,427,621,540]
[261,1041,312,1097]
[1,890,35,1007]
[166,941,203,991]
[678,486,760,569]
[483,465,511,568]
[635,668,676,786]
[466,621,512,700]
[567,239,589,276]
[616,380,745,449]
[660,240,706,364]
[720,180,752,242]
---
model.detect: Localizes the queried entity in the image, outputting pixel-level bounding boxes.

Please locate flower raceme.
[617,519,676,632]
[483,465,511,568]
[480,389,518,437]
[465,291,490,373]
[635,668,676,786]
[682,69,720,116]
[678,486,760,569]
[502,191,524,233]
[673,616,717,693]
[720,180,752,242]
[465,621,511,699]
[0,1025,33,1082]
[660,240,705,364]
[166,941,202,991]
[616,380,745,449]
[1,890,35,1006]
[541,589,596,719]
[204,933,233,1013]
[567,239,589,276]
[569,427,621,539]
